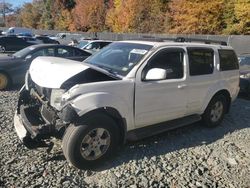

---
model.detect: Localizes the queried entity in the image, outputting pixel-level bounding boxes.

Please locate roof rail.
[174,37,228,46]
[131,36,228,46]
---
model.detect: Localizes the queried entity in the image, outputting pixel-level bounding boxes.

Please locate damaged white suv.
[14,39,239,169]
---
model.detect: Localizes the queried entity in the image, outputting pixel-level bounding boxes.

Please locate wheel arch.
[75,107,127,145]
[203,89,231,114]
[0,70,12,88]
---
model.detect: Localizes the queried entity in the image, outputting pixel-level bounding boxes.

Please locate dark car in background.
[239,54,250,97]
[0,36,34,52]
[0,44,91,90]
[35,36,60,44]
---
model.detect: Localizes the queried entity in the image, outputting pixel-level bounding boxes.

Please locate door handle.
[178,84,187,89]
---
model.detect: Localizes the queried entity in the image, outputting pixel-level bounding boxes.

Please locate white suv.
[14,39,240,169]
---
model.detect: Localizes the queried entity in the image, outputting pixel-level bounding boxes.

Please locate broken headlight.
[50,89,66,110]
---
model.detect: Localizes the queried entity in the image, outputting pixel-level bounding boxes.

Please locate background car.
[35,36,60,44]
[239,54,250,97]
[0,36,35,52]
[0,44,91,90]
[76,40,112,54]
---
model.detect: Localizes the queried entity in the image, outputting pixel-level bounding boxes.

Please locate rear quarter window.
[219,49,239,71]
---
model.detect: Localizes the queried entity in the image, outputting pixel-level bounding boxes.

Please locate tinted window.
[85,42,100,50]
[31,48,55,58]
[100,42,111,48]
[219,50,239,71]
[57,47,73,57]
[145,49,184,79]
[74,48,90,56]
[188,48,214,76]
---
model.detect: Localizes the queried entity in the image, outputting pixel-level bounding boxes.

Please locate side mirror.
[145,68,167,81]
[25,55,32,60]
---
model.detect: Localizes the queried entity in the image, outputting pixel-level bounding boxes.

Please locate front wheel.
[62,113,119,169]
[202,95,227,127]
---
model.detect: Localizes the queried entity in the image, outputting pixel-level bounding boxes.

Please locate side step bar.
[127,115,201,141]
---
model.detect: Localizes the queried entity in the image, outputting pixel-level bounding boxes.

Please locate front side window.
[188,48,214,76]
[86,42,153,76]
[219,50,239,71]
[144,49,184,80]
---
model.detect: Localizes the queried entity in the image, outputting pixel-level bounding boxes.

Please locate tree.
[72,0,107,32]
[39,0,54,29]
[19,2,42,29]
[5,8,21,27]
[0,2,14,26]
[52,0,75,31]
[106,0,167,33]
[168,0,224,34]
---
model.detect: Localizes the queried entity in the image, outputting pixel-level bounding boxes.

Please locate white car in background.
[76,40,112,54]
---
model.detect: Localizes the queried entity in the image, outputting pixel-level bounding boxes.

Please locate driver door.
[135,47,188,128]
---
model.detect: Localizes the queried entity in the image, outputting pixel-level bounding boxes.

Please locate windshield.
[86,42,153,76]
[77,41,89,49]
[13,46,34,58]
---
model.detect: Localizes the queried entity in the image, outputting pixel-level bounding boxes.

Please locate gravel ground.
[0,88,250,188]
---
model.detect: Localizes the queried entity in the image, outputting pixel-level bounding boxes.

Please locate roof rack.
[132,36,228,46]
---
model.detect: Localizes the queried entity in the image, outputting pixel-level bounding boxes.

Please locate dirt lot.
[0,88,249,188]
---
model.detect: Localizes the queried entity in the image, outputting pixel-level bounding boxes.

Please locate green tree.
[39,0,54,29]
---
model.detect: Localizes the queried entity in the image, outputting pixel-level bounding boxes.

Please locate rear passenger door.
[186,48,217,114]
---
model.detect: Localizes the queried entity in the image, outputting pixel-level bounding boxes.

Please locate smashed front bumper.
[13,88,71,148]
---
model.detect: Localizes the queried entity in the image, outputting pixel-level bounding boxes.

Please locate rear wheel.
[202,95,227,127]
[0,72,10,90]
[0,45,6,53]
[62,113,119,169]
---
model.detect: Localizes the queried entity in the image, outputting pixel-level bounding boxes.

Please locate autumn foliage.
[6,0,250,34]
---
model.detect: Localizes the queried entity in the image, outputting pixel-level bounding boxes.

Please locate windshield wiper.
[95,64,121,79]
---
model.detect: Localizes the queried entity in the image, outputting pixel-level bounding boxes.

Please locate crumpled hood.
[30,57,89,88]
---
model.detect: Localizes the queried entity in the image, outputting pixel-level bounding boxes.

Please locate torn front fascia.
[17,88,66,139]
[58,104,79,123]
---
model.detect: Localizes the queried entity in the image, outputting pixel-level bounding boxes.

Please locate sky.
[6,0,32,8]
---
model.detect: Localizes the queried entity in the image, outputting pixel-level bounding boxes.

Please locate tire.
[0,45,6,53]
[0,72,10,90]
[62,113,119,169]
[202,95,227,127]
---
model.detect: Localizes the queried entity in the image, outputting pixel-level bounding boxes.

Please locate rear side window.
[188,48,214,76]
[219,50,239,71]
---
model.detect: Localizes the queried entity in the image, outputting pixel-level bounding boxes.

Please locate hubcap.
[0,74,8,90]
[80,128,111,161]
[210,101,223,122]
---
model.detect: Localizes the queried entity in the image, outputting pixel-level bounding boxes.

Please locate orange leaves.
[16,0,250,34]
[106,0,166,33]
[169,0,224,34]
[72,0,107,32]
